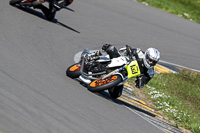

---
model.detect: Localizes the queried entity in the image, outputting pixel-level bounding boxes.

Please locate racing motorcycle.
[9,0,55,20]
[9,0,73,20]
[9,0,73,7]
[10,0,47,7]
[66,45,142,99]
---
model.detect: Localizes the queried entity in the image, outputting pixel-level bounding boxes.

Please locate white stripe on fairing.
[159,60,200,73]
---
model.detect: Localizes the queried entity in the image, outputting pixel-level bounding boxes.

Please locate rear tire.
[88,75,122,92]
[108,85,123,99]
[46,10,56,21]
[9,0,22,6]
[66,63,81,78]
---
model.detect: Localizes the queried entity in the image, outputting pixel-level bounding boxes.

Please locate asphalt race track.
[0,0,200,133]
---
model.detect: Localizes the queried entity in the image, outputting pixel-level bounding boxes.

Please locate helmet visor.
[146,55,158,66]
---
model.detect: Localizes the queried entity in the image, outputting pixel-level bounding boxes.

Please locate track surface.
[1,0,200,132]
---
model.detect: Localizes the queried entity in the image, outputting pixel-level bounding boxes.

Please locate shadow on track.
[12,6,80,33]
[63,6,75,12]
[96,90,157,117]
[73,78,157,118]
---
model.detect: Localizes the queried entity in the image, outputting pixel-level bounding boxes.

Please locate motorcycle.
[66,45,142,99]
[9,0,73,20]
[10,0,46,8]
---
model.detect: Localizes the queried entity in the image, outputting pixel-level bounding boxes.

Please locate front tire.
[9,0,22,6]
[66,63,81,78]
[88,75,122,92]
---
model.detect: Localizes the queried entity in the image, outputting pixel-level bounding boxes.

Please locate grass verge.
[130,0,200,131]
[136,0,200,23]
[130,70,200,132]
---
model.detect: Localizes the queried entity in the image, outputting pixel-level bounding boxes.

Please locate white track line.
[125,106,168,133]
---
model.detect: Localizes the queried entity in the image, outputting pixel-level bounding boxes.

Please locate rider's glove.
[102,44,111,51]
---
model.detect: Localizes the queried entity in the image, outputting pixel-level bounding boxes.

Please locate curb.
[155,64,177,73]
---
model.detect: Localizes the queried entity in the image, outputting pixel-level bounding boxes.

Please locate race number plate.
[125,60,141,78]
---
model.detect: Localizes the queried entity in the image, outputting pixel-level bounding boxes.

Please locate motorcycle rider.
[34,0,73,20]
[101,44,160,89]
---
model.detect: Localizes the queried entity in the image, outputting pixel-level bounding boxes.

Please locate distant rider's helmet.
[143,48,160,69]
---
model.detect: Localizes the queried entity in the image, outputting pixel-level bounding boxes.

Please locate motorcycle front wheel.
[9,0,22,6]
[66,63,82,78]
[88,75,122,92]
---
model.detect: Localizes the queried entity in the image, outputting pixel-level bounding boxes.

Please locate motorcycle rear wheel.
[108,85,123,99]
[88,75,122,92]
[66,63,82,78]
[45,9,56,21]
[9,0,22,6]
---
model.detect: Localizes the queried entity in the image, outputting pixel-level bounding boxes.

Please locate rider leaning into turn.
[34,0,73,20]
[101,44,160,89]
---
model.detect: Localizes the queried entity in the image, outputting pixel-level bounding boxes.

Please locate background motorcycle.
[10,0,46,8]
[9,0,73,20]
[66,45,143,99]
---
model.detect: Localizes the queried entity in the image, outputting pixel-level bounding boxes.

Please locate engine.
[85,61,108,73]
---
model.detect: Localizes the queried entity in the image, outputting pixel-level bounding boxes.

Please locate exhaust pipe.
[79,75,91,84]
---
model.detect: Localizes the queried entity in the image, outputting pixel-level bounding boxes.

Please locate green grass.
[139,71,200,132]
[130,0,200,131]
[136,0,200,23]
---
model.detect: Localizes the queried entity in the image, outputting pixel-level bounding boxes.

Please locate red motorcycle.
[10,0,48,7]
[9,0,73,20]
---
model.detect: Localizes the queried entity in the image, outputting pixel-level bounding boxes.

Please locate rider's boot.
[34,4,56,21]
[34,4,48,14]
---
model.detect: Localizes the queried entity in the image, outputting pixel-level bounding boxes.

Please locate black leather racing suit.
[131,48,154,88]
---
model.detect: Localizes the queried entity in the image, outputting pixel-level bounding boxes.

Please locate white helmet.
[143,48,160,69]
